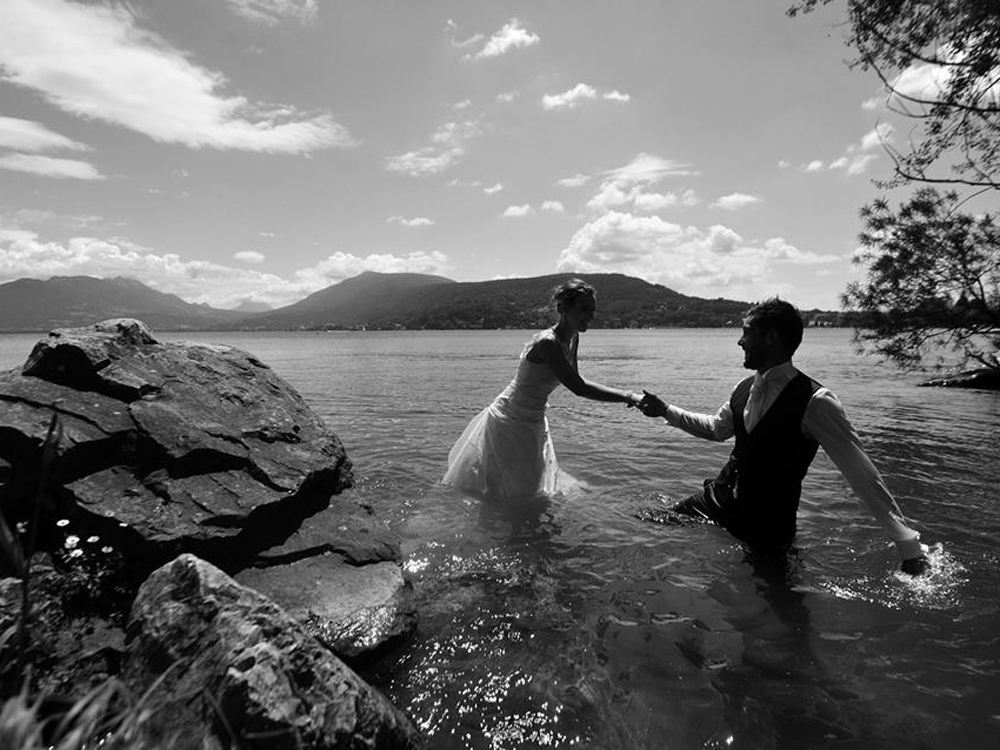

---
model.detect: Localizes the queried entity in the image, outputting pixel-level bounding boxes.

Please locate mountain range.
[0,273,840,333]
[0,276,248,332]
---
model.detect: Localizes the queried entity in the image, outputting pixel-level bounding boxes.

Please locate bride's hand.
[624,391,644,408]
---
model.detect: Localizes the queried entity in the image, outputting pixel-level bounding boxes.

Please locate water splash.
[824,543,967,612]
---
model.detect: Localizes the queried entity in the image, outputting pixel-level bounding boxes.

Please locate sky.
[0,0,930,310]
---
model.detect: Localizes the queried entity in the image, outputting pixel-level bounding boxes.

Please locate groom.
[638,297,929,574]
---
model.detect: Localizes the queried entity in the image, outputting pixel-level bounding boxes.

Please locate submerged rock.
[237,499,417,660]
[918,367,1000,390]
[237,555,417,660]
[125,554,421,749]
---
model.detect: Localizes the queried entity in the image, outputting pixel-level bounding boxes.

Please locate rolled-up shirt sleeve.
[804,389,923,560]
[664,399,735,442]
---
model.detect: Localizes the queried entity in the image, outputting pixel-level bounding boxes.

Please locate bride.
[442,279,642,499]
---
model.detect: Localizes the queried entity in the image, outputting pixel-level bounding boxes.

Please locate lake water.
[2,328,998,749]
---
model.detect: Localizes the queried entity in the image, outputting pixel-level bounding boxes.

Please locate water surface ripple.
[2,328,997,749]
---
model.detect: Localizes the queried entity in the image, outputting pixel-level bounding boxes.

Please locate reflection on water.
[2,328,999,748]
[370,496,633,749]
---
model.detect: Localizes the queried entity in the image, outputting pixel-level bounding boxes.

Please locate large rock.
[0,319,353,574]
[1,319,415,674]
[124,554,421,749]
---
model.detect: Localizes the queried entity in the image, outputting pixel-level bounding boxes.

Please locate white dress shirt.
[662,361,923,560]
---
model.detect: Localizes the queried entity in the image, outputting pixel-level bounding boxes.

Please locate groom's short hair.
[746,297,804,355]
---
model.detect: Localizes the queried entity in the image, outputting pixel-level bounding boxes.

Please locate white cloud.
[0,153,104,180]
[844,153,878,175]
[805,123,893,176]
[859,43,1000,111]
[557,211,840,296]
[387,216,434,227]
[759,237,836,264]
[543,84,632,110]
[234,250,265,264]
[259,231,277,238]
[0,116,88,152]
[483,182,504,194]
[861,96,881,112]
[503,204,533,218]
[225,1,318,25]
[542,83,597,110]
[587,153,696,212]
[0,0,353,154]
[497,91,519,103]
[541,200,564,213]
[778,159,791,169]
[0,222,451,307]
[385,120,482,176]
[859,123,894,151]
[470,19,539,60]
[864,60,952,110]
[446,20,485,49]
[605,153,696,184]
[711,193,763,211]
[294,251,450,290]
[632,192,678,211]
[557,174,590,188]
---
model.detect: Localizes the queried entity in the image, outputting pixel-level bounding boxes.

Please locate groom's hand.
[638,390,668,418]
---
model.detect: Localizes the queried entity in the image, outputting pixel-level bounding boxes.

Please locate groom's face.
[739,317,766,370]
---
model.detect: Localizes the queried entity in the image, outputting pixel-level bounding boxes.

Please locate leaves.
[843,188,1000,369]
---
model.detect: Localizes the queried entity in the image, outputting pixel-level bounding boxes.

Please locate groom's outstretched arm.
[639,390,735,442]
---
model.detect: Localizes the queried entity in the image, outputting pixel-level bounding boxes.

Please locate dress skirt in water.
[442,330,580,499]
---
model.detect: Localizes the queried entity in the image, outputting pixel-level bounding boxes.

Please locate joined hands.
[623,390,669,417]
[634,390,668,418]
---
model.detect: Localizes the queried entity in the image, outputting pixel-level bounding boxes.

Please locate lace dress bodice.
[494,329,575,416]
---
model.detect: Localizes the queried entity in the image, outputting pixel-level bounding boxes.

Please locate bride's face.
[563,294,596,333]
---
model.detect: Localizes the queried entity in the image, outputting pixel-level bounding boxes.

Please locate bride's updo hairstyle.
[552,278,596,313]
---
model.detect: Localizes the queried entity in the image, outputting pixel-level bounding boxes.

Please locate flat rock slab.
[254,499,401,566]
[236,555,417,659]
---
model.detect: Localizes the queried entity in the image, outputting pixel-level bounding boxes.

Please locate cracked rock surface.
[1,318,353,570]
[1,319,417,661]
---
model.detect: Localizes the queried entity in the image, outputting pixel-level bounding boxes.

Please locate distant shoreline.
[0,322,857,335]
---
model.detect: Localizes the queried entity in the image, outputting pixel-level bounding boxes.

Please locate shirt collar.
[757,360,797,386]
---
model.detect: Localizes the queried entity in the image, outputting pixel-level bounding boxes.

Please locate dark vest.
[713,371,821,548]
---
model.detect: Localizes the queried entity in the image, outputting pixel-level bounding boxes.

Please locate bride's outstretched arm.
[531,338,641,406]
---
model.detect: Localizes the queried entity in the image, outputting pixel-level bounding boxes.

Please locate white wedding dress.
[443,329,580,498]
